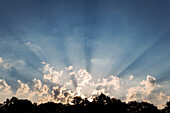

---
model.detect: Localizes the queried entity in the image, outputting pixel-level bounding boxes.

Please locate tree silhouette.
[37,102,64,113]
[0,94,168,113]
[127,101,161,113]
[71,96,83,105]
[81,98,90,106]
[0,97,35,113]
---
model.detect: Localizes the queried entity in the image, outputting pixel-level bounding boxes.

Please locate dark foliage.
[0,93,169,113]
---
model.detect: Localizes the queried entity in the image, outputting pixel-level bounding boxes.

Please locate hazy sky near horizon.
[0,0,170,107]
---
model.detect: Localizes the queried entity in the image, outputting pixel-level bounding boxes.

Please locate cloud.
[126,75,157,102]
[25,41,41,52]
[0,79,13,102]
[0,57,3,63]
[0,63,169,109]
[43,64,63,84]
[33,79,43,91]
[0,57,11,70]
[41,66,170,108]
[140,75,159,95]
[0,58,26,70]
[28,79,51,103]
[16,80,30,97]
[3,63,11,70]
[0,79,12,95]
[76,69,92,86]
[65,66,73,71]
[129,75,134,80]
[125,75,169,109]
[42,61,46,64]
[52,86,72,104]
[97,75,121,91]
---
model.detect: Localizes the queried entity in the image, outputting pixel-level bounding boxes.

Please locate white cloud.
[32,79,49,96]
[3,63,11,70]
[0,64,169,109]
[0,57,3,63]
[125,75,169,109]
[0,59,26,70]
[0,79,12,95]
[33,79,42,91]
[129,75,134,80]
[65,66,73,71]
[16,80,30,97]
[92,75,122,98]
[26,41,31,45]
[43,64,63,84]
[43,64,54,80]
[41,65,170,108]
[27,79,51,103]
[126,75,157,102]
[140,75,159,95]
[76,69,92,86]
[0,79,13,102]
[126,86,143,102]
[0,57,11,70]
[42,61,46,64]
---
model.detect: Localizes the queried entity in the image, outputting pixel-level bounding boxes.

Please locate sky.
[0,0,170,109]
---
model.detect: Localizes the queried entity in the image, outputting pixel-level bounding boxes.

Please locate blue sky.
[0,0,170,106]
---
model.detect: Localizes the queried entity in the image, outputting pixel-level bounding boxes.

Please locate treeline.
[0,94,170,113]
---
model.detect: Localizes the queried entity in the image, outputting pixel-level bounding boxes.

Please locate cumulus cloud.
[43,64,63,84]
[126,75,157,102]
[129,75,134,80]
[41,65,170,108]
[0,79,12,95]
[0,79,13,102]
[140,75,159,95]
[0,63,169,109]
[27,78,51,103]
[65,66,73,71]
[51,86,73,104]
[125,75,168,109]
[16,80,30,97]
[97,75,121,91]
[76,69,92,86]
[41,64,123,100]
